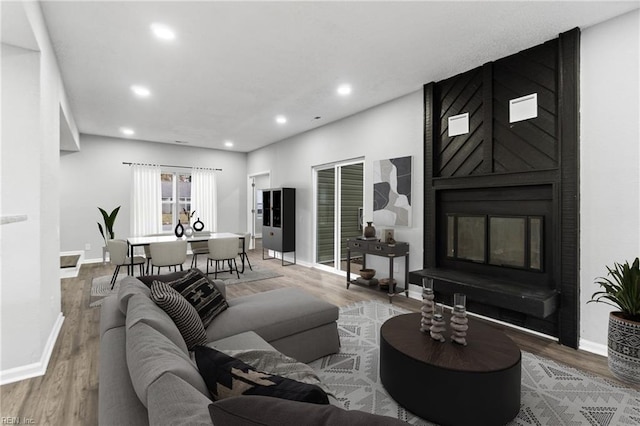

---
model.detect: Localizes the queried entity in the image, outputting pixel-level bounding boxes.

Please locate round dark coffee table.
[380,312,521,426]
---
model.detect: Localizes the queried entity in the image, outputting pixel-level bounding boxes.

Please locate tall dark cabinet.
[262,187,296,265]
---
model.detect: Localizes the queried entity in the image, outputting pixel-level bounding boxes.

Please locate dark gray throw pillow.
[150,280,208,350]
[166,269,228,328]
[208,395,409,426]
[194,346,329,405]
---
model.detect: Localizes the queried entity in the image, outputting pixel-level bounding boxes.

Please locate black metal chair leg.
[110,265,121,289]
[244,253,253,271]
[233,259,240,279]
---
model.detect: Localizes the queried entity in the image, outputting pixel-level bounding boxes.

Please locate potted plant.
[98,206,120,262]
[588,257,640,384]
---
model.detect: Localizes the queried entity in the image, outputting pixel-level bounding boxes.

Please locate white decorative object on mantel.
[1,214,28,225]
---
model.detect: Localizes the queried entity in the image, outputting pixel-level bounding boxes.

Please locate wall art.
[373,156,412,227]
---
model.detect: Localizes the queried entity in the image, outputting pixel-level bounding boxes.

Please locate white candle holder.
[450,293,468,346]
[429,303,446,342]
[420,277,434,333]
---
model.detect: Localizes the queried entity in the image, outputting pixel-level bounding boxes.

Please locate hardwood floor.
[0,243,629,425]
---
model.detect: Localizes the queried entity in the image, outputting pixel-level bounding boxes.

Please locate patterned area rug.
[88,265,282,307]
[309,301,640,425]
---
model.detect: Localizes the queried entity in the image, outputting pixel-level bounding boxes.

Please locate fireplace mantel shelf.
[409,268,558,319]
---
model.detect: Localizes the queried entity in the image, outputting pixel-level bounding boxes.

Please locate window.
[446,214,543,271]
[161,172,192,231]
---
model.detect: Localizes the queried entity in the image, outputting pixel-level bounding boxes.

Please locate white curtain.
[191,168,218,232]
[131,164,162,237]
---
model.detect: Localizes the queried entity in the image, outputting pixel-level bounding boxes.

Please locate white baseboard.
[60,250,84,278]
[579,339,608,357]
[0,312,65,386]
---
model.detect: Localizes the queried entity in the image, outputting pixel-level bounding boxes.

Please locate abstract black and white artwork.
[373,156,412,227]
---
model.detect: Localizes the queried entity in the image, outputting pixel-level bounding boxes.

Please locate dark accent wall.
[420,28,580,347]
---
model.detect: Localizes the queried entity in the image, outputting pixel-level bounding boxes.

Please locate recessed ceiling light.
[120,127,135,136]
[337,84,352,96]
[151,23,176,41]
[275,115,287,124]
[224,141,234,147]
[131,85,151,97]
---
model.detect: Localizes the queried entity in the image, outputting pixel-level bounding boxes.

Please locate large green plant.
[97,206,120,245]
[589,257,640,320]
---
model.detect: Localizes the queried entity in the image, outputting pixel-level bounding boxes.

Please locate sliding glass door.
[314,160,364,273]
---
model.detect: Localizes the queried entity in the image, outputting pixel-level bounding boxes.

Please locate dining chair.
[206,237,240,279]
[190,232,210,268]
[148,240,188,275]
[107,239,145,289]
[237,232,253,271]
[143,233,169,274]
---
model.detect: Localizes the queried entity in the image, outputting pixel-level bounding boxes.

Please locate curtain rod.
[122,162,222,171]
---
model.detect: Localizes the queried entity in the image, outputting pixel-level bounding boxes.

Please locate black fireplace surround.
[410,29,579,347]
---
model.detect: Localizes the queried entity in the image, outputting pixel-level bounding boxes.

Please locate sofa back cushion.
[117,277,151,315]
[147,372,213,425]
[126,293,188,354]
[126,320,210,408]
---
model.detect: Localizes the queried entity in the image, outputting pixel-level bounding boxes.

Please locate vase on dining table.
[174,220,184,238]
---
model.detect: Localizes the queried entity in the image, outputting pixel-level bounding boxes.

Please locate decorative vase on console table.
[363,221,376,239]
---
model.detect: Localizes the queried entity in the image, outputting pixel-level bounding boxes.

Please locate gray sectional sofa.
[98,273,406,425]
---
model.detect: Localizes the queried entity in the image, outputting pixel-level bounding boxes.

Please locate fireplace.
[437,185,553,288]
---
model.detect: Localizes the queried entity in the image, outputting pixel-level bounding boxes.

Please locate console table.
[346,239,409,302]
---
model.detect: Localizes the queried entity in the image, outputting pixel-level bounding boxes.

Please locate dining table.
[126,232,246,275]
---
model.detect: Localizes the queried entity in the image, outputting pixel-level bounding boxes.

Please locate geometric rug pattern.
[309,301,640,426]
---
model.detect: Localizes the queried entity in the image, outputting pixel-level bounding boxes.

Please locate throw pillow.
[166,269,229,328]
[194,346,329,405]
[209,395,409,426]
[138,270,189,287]
[150,280,208,350]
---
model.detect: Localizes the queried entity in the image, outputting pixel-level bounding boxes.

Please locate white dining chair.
[206,237,240,279]
[148,240,188,275]
[143,233,169,274]
[107,239,145,289]
[190,232,210,268]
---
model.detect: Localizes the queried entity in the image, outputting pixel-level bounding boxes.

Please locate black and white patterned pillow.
[150,280,208,350]
[166,269,229,328]
[194,346,330,405]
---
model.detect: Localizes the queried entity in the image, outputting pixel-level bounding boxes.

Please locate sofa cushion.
[210,331,276,353]
[193,346,329,405]
[147,372,213,426]
[139,269,227,299]
[150,280,208,350]
[127,293,188,354]
[99,295,126,338]
[117,277,151,315]
[126,321,210,408]
[209,395,409,426]
[205,288,338,343]
[99,327,149,426]
[138,270,189,287]
[166,269,229,328]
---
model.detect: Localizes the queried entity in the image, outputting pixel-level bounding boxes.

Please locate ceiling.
[35,1,638,153]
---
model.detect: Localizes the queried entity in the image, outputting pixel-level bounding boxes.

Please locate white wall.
[248,90,425,291]
[1,1,70,383]
[60,135,248,260]
[579,9,640,352]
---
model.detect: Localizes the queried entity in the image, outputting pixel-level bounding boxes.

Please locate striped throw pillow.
[150,280,208,350]
[166,269,229,328]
